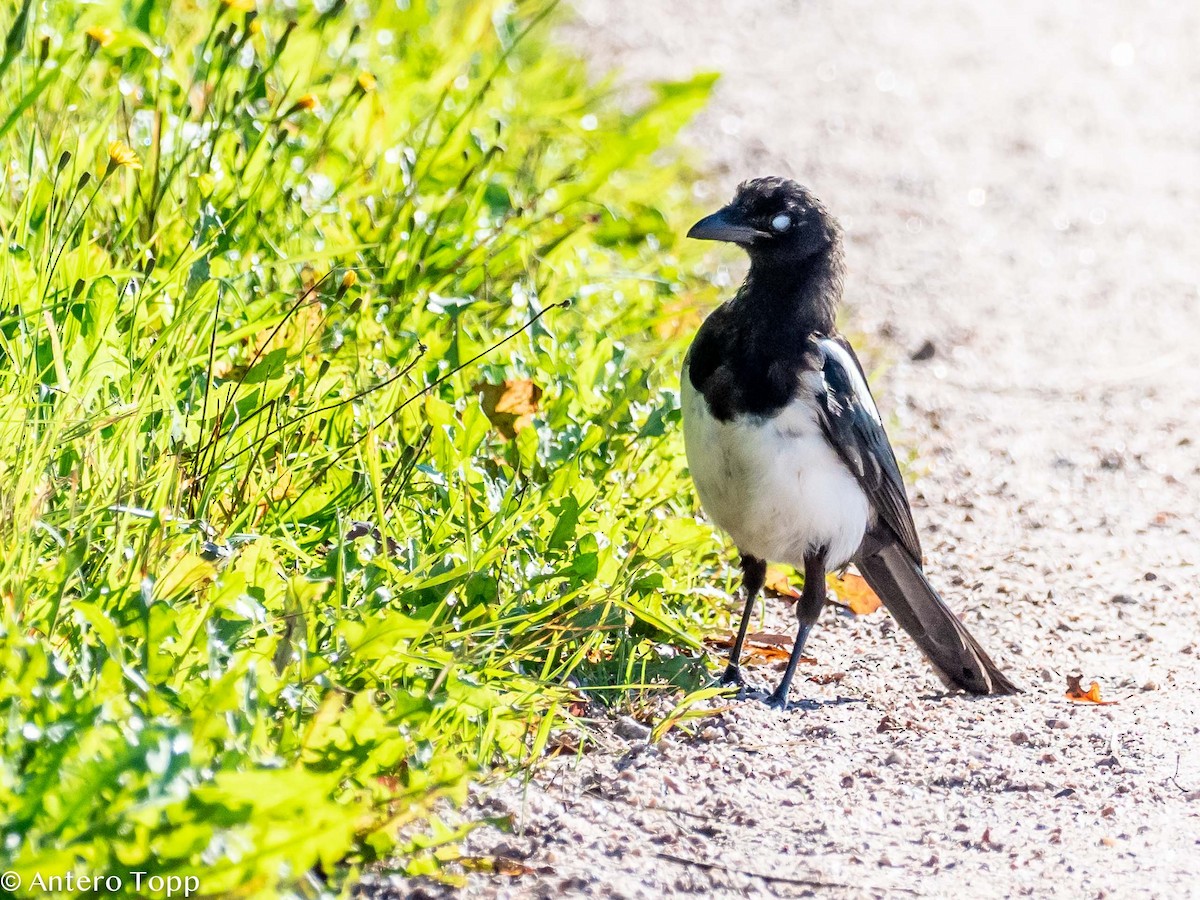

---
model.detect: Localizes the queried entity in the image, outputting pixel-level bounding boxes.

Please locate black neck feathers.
[687,239,845,421]
[742,240,844,336]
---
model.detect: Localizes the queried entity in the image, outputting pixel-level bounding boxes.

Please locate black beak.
[687,205,769,244]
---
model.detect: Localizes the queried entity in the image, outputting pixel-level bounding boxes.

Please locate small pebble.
[613,716,651,742]
[910,339,937,361]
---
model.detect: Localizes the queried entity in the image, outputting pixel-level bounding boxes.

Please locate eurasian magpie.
[682,177,1018,707]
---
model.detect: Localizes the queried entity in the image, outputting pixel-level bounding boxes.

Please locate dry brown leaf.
[706,636,789,664]
[764,565,801,598]
[493,857,535,877]
[546,731,584,756]
[745,644,791,664]
[828,571,882,615]
[474,378,542,439]
[746,631,793,648]
[807,672,846,685]
[458,856,535,877]
[707,632,813,667]
[708,632,787,649]
[1066,674,1116,704]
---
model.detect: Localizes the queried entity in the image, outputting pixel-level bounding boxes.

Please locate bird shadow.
[786,695,868,711]
[725,684,868,712]
[915,690,1016,703]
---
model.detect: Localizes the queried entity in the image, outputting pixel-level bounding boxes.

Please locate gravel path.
[368,2,1200,897]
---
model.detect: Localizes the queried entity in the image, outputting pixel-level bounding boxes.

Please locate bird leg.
[720,554,766,689]
[765,549,827,709]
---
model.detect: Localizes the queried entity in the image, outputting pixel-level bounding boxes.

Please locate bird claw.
[717,667,772,702]
[763,690,791,711]
[718,664,746,689]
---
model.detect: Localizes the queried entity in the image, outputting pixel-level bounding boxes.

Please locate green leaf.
[240,347,288,384]
[0,0,32,86]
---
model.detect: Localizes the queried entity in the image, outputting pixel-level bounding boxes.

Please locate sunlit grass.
[0,0,728,893]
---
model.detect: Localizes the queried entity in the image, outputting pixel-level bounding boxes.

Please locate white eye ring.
[770,213,792,232]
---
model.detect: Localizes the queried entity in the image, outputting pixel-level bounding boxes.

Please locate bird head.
[687,177,840,266]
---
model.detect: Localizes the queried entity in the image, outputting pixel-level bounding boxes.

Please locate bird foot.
[763,689,791,711]
[717,666,771,702]
[718,664,746,688]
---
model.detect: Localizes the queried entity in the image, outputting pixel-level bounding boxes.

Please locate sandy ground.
[362,2,1200,897]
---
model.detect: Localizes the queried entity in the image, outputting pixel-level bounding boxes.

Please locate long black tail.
[856,533,1020,695]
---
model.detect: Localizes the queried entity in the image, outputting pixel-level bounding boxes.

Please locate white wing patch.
[819,338,881,424]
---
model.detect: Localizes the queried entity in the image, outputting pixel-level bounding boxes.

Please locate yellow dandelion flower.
[281,94,318,119]
[220,0,256,11]
[85,26,114,50]
[355,72,377,94]
[340,270,357,291]
[106,141,142,173]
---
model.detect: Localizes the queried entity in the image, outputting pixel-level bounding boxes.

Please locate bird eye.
[770,213,792,232]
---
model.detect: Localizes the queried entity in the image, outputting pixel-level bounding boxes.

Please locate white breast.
[681,365,870,570]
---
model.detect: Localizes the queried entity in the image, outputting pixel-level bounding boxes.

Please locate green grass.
[0,0,733,894]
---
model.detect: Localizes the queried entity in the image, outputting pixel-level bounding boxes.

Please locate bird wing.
[812,336,923,562]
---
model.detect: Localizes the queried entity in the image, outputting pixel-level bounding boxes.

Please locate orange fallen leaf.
[828,571,882,615]
[746,631,792,648]
[807,672,846,685]
[494,857,535,877]
[706,632,812,666]
[474,378,542,439]
[1066,674,1116,704]
[764,565,801,599]
[745,644,792,664]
